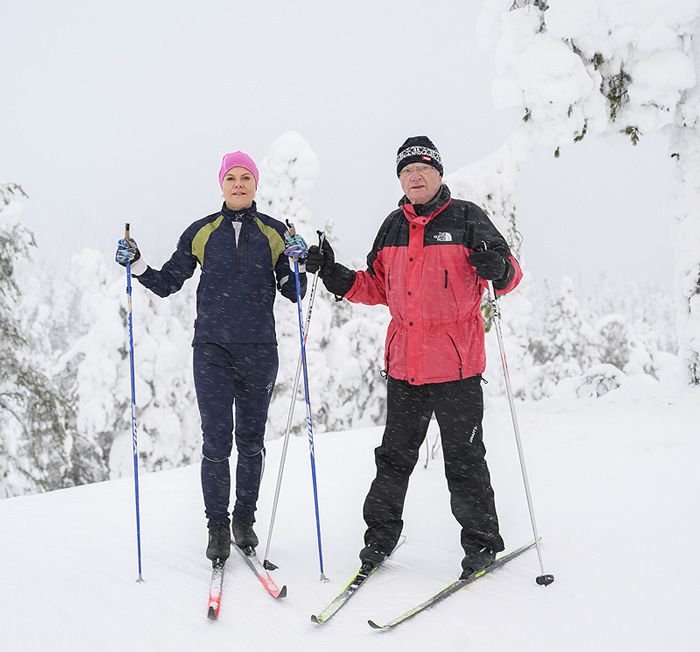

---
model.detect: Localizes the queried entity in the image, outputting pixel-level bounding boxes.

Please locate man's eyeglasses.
[399,164,437,178]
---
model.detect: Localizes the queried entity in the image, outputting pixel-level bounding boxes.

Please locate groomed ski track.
[0,381,697,651]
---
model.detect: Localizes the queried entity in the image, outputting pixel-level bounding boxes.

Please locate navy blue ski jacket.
[136,203,306,344]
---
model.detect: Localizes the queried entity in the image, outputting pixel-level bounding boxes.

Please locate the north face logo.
[434,232,452,242]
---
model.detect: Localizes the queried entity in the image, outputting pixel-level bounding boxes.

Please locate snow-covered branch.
[0,183,28,208]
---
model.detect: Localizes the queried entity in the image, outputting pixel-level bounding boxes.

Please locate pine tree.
[525,277,598,398]
[596,314,630,371]
[0,187,101,495]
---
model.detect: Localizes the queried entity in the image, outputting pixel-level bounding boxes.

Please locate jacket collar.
[221,201,257,222]
[400,184,451,222]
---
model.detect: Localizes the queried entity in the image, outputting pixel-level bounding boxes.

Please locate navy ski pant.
[193,342,278,526]
[363,375,505,558]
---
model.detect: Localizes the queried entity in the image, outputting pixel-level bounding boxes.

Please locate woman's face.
[222,167,257,210]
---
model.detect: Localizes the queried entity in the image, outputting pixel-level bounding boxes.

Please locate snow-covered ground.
[1,376,697,651]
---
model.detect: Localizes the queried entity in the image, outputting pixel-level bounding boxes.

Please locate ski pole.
[263,231,326,572]
[124,223,144,583]
[287,221,328,581]
[483,243,554,587]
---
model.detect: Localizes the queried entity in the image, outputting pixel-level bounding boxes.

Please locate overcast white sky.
[1,1,675,288]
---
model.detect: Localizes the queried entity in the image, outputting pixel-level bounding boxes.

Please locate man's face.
[399,163,442,205]
[222,167,257,210]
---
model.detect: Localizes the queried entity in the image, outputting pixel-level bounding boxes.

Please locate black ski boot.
[460,546,496,579]
[232,517,258,550]
[359,544,387,572]
[206,522,231,561]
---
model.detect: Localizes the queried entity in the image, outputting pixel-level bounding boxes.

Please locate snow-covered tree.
[258,132,389,439]
[48,251,200,480]
[596,314,630,371]
[0,190,104,496]
[464,0,700,383]
[523,277,597,397]
[256,131,326,439]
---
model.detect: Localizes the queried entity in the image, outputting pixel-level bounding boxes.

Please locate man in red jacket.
[306,136,522,578]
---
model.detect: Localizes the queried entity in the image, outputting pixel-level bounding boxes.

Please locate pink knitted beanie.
[218,151,259,187]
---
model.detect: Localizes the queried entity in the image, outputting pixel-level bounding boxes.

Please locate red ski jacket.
[344,186,522,385]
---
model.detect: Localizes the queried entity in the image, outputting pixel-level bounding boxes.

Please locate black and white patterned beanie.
[396,136,443,177]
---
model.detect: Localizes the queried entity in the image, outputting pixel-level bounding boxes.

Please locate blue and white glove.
[115,238,141,266]
[283,233,308,260]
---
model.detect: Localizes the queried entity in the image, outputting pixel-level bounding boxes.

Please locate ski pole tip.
[263,559,278,571]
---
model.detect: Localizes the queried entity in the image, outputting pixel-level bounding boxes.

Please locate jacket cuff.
[492,257,514,291]
[130,258,148,276]
[322,263,356,298]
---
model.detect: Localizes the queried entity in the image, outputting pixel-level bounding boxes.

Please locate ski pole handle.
[476,240,502,320]
[125,222,131,240]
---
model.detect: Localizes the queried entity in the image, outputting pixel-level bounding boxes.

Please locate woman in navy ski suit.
[116,151,307,562]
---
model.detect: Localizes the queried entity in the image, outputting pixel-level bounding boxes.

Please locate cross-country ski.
[367,540,538,631]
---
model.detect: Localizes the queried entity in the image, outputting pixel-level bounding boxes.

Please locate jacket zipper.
[385,329,398,376]
[448,334,463,380]
[444,269,448,289]
[233,222,240,273]
[388,271,391,290]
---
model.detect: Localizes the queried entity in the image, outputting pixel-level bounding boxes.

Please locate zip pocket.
[448,334,463,380]
[387,271,392,290]
[444,269,448,289]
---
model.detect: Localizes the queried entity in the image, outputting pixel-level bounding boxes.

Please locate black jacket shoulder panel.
[366,208,407,275]
[460,201,512,256]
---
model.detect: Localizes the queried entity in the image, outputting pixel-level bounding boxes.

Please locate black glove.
[468,250,507,281]
[306,238,335,277]
[323,264,356,298]
[306,237,355,297]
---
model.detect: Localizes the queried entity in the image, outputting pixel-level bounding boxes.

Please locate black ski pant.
[363,375,505,558]
[193,342,278,527]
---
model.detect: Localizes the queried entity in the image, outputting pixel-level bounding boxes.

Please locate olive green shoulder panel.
[254,217,285,268]
[191,215,224,266]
